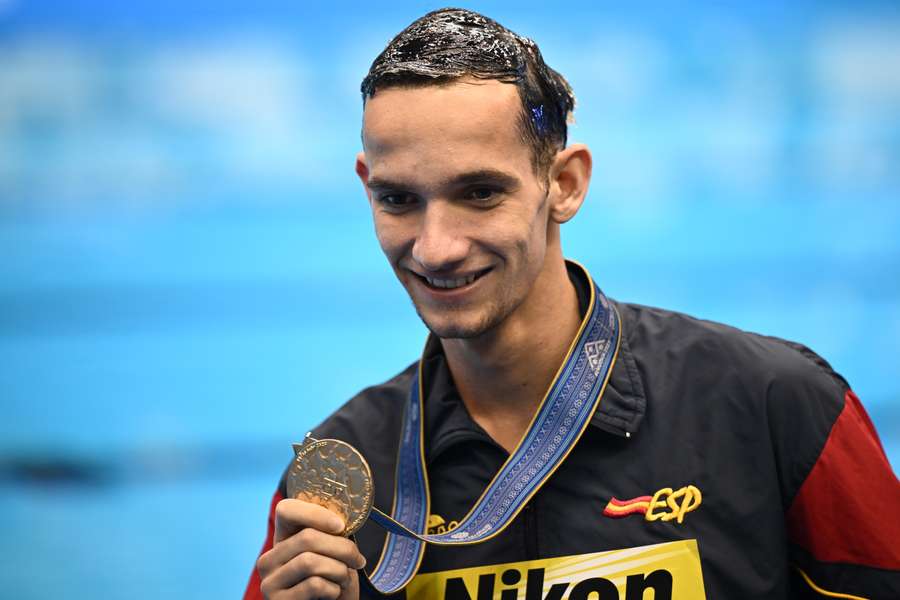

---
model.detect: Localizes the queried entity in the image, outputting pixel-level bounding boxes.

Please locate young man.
[246,9,899,600]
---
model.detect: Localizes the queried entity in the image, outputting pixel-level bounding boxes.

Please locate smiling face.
[356,79,563,339]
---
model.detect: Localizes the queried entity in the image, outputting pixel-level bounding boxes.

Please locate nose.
[411,200,470,272]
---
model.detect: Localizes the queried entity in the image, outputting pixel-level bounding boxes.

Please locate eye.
[465,187,502,204]
[377,193,418,211]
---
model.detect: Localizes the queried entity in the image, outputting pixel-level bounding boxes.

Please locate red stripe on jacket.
[243,488,284,600]
[786,390,900,569]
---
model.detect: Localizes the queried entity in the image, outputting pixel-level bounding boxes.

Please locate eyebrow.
[366,169,521,193]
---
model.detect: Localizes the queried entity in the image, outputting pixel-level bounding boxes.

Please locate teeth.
[425,272,479,289]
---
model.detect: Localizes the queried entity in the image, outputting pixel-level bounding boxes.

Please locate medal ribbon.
[366,264,620,594]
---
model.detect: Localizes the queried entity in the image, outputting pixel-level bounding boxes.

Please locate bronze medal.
[286,437,375,536]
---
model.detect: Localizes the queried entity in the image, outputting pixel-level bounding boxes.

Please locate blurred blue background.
[1,1,898,597]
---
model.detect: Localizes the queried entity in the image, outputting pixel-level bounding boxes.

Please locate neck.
[440,253,583,453]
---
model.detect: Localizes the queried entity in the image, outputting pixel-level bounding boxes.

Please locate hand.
[256,499,367,599]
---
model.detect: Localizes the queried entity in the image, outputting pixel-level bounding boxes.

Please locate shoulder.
[614,300,849,402]
[616,299,851,482]
[309,361,417,450]
[614,300,853,501]
[306,362,417,562]
[290,361,415,515]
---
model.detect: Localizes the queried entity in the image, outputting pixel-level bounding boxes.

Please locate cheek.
[480,206,546,260]
[509,201,551,275]
[373,216,410,263]
[515,201,550,255]
[517,229,546,271]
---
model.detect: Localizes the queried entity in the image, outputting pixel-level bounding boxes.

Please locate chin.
[425,323,484,340]
[415,307,499,340]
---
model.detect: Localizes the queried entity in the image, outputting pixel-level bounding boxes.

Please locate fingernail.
[358,554,367,569]
[331,516,344,533]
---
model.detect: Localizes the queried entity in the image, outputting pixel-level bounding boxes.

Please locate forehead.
[361,79,532,183]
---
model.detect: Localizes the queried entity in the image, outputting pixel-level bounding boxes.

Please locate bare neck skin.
[440,243,582,453]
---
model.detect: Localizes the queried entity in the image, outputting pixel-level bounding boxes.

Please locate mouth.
[411,267,492,292]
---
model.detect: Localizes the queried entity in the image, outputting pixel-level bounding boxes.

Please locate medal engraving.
[286,438,374,536]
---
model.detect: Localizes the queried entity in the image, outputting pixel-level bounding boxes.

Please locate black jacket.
[246,265,900,599]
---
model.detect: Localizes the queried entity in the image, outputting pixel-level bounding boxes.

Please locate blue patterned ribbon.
[366,263,620,594]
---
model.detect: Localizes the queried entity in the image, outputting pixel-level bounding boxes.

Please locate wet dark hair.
[360,7,575,177]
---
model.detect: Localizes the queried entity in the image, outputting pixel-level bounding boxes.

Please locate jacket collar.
[421,261,647,460]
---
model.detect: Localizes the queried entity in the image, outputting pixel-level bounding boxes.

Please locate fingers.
[258,499,366,599]
[286,575,343,600]
[263,551,355,593]
[261,526,366,573]
[274,499,345,543]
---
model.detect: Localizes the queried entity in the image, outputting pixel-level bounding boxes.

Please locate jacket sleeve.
[785,389,900,599]
[243,482,285,600]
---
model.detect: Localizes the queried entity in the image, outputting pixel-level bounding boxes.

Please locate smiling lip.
[411,267,492,293]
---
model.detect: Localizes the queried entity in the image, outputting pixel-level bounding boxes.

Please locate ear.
[547,143,592,224]
[355,152,372,201]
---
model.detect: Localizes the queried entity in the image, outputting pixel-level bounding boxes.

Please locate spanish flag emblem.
[603,485,702,524]
[603,495,653,517]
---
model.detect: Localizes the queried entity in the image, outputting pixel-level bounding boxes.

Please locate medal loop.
[367,263,621,594]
